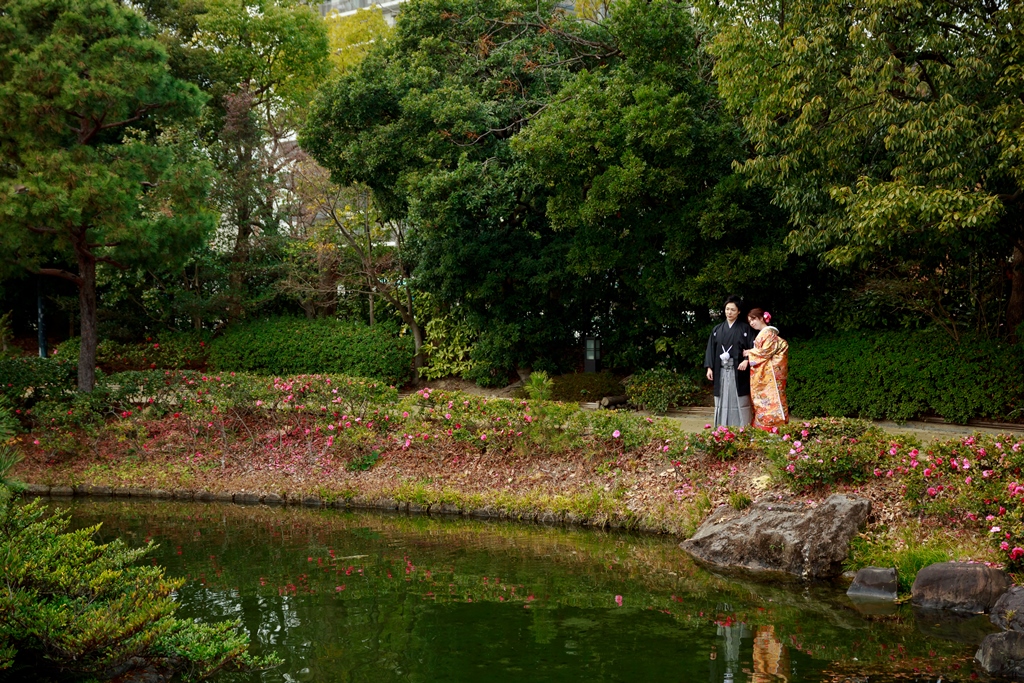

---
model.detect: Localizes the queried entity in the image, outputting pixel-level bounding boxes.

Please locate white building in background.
[320,0,403,24]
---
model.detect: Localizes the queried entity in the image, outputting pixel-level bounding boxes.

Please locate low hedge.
[207,317,414,385]
[55,332,211,372]
[787,330,1024,423]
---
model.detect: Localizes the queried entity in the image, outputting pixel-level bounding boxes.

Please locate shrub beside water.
[207,317,414,384]
[788,331,1024,423]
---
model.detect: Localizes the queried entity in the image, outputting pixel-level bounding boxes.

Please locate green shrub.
[420,312,477,381]
[0,493,278,679]
[550,372,624,403]
[56,332,211,372]
[346,449,381,471]
[625,368,699,413]
[524,371,554,401]
[788,330,1024,423]
[0,358,76,412]
[208,318,414,384]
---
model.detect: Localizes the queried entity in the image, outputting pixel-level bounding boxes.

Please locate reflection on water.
[57,499,989,682]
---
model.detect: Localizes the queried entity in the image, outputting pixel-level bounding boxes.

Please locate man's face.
[724,303,740,323]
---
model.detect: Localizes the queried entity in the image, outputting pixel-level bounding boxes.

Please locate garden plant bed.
[6,370,1022,588]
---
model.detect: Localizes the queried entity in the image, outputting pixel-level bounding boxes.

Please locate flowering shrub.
[762,418,914,488]
[678,424,753,461]
[904,433,1024,569]
[625,368,700,414]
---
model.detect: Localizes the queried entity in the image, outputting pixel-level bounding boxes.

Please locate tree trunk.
[1008,244,1024,339]
[403,286,424,380]
[77,255,98,393]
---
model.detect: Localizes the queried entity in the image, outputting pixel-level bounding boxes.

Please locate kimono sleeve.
[704,327,717,368]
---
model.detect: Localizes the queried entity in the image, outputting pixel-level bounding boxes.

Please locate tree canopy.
[702,0,1024,337]
[302,0,806,376]
[0,0,214,390]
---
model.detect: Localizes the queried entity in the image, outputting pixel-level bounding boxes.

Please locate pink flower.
[873,468,882,477]
[991,526,1002,533]
[402,412,409,418]
[785,464,795,473]
[927,487,937,497]
[704,424,711,429]
[612,430,621,439]
[924,468,932,477]
[1001,541,1010,551]
[480,433,487,441]
[615,595,623,606]
[965,477,972,485]
[1012,547,1024,561]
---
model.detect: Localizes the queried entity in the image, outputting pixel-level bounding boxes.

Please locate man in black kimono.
[704,296,753,428]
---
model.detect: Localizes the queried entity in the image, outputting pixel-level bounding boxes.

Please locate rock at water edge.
[977,631,1024,676]
[911,562,1010,613]
[847,567,898,600]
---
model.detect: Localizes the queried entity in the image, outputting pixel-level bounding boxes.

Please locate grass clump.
[845,524,986,594]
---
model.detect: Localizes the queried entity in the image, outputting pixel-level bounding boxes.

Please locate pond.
[63,499,995,682]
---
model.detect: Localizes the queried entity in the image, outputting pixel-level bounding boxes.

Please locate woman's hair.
[747,308,765,322]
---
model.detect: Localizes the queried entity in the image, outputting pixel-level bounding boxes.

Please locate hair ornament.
[763,311,772,323]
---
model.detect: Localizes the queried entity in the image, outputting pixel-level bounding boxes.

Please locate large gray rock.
[680,494,871,579]
[911,562,1010,613]
[977,631,1024,676]
[992,586,1024,631]
[847,566,898,600]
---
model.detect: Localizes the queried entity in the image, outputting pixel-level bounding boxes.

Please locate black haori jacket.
[704,321,754,397]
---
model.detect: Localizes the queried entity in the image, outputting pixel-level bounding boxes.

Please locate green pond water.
[61,499,998,682]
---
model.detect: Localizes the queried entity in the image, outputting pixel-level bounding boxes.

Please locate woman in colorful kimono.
[742,308,789,430]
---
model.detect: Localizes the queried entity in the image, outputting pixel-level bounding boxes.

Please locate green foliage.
[0,495,277,679]
[0,358,77,412]
[788,331,1024,423]
[302,0,808,378]
[846,527,958,594]
[420,309,478,381]
[702,0,1024,333]
[56,333,211,372]
[550,372,624,403]
[0,0,216,391]
[346,449,381,472]
[524,371,554,401]
[325,7,392,74]
[207,317,414,384]
[625,368,699,413]
[0,397,22,491]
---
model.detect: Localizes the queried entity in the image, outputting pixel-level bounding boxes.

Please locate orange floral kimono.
[747,326,789,429]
